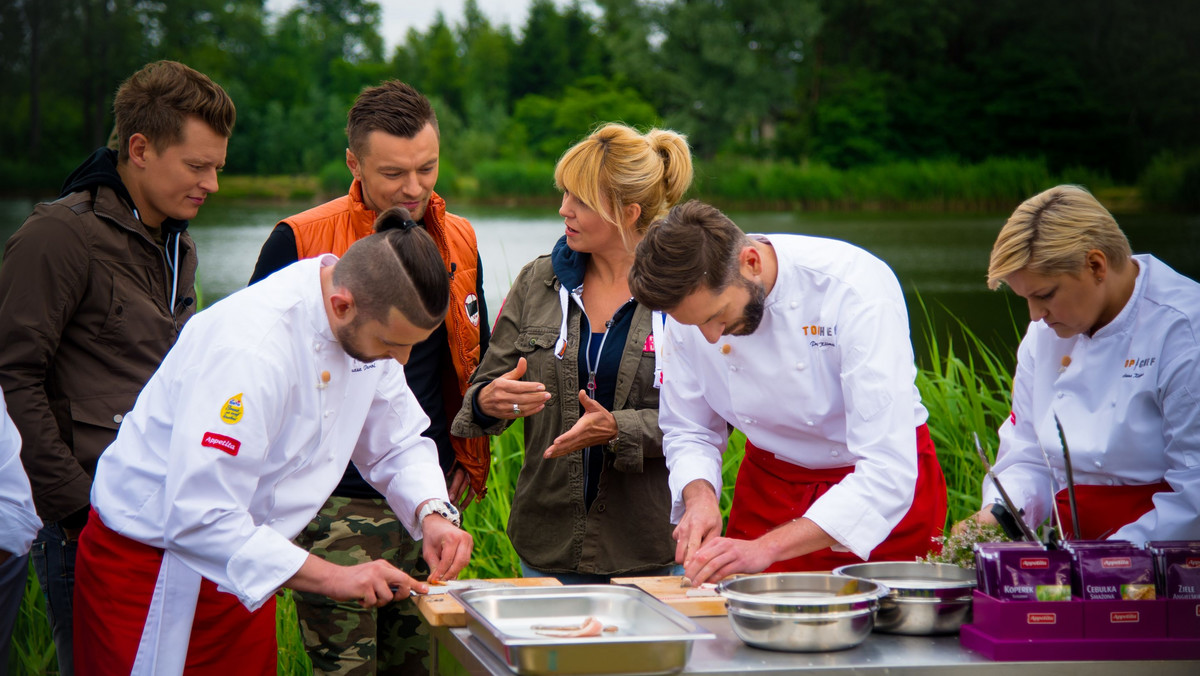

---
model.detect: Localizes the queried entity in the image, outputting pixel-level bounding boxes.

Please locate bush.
[1139,151,1200,211]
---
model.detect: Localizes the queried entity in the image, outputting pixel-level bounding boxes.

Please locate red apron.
[726,424,947,571]
[74,509,277,675]
[1054,482,1172,540]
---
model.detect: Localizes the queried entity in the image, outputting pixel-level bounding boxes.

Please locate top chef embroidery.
[1122,355,1156,379]
[803,323,837,349]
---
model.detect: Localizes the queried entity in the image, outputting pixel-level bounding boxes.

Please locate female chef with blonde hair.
[959,184,1200,542]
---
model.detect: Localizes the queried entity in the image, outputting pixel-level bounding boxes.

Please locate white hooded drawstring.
[166,231,180,316]
[134,207,181,316]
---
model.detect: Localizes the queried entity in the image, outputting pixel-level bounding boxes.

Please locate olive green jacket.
[452,254,673,575]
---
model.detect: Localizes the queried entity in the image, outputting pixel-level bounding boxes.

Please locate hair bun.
[375,206,418,233]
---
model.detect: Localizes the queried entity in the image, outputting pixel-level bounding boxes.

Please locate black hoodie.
[59,147,189,238]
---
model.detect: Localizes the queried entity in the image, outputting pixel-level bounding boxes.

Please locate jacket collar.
[347,180,448,237]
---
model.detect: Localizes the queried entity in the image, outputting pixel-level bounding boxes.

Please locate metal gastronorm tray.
[450,584,715,675]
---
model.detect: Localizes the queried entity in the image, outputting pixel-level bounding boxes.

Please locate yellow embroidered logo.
[220,393,244,424]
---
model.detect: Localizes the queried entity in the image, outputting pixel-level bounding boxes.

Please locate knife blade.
[974,432,1039,542]
[1054,415,1082,539]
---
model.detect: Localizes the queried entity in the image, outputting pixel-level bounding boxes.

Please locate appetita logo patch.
[220,393,244,424]
[1110,611,1140,623]
[1026,613,1056,625]
[202,432,241,456]
[464,293,480,327]
[1020,557,1049,569]
[1101,557,1131,569]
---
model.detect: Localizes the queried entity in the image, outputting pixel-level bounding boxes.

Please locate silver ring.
[512,403,521,415]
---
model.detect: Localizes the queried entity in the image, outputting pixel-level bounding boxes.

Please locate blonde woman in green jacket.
[452,123,693,582]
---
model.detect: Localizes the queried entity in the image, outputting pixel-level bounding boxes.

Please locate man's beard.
[335,316,377,363]
[729,277,766,336]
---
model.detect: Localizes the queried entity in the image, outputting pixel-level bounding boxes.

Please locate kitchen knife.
[974,432,1039,542]
[1054,415,1083,539]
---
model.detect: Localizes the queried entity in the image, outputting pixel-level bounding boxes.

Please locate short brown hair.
[333,207,449,329]
[988,185,1132,289]
[629,200,748,311]
[347,81,438,158]
[113,60,235,163]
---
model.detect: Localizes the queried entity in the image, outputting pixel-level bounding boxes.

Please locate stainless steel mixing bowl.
[832,561,976,635]
[716,573,888,652]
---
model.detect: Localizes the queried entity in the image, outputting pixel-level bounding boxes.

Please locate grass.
[9,305,1015,675]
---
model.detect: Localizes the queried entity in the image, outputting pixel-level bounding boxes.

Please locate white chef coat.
[1,393,41,556]
[90,255,448,659]
[984,254,1200,543]
[660,234,929,559]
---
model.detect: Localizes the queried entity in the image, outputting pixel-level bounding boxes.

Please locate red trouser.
[1054,482,1171,540]
[74,509,277,675]
[725,424,947,571]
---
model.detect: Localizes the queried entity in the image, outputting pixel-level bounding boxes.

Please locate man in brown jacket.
[0,60,235,674]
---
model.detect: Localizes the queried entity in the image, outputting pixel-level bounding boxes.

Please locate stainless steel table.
[431,616,1200,675]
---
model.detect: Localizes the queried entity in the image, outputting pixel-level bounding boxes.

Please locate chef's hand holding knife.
[286,554,429,609]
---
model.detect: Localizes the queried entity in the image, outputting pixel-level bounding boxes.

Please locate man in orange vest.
[249,80,489,674]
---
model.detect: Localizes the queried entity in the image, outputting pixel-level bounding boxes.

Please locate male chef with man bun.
[72,207,472,676]
[628,200,947,585]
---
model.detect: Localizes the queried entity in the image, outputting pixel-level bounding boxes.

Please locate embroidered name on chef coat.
[1122,355,1157,379]
[220,393,244,424]
[803,323,838,349]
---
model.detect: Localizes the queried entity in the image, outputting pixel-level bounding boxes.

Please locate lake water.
[3,196,1198,365]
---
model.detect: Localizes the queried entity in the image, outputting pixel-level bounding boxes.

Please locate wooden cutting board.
[415,578,563,627]
[611,575,728,617]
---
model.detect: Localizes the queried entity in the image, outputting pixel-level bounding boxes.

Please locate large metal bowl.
[832,561,976,635]
[716,573,888,652]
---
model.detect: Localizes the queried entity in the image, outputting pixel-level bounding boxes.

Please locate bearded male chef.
[629,200,947,585]
[72,208,473,676]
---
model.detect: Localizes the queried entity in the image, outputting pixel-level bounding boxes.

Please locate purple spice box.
[960,591,1200,661]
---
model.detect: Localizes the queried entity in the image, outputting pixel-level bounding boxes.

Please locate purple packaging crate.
[1073,545,1156,600]
[1082,598,1167,638]
[1168,598,1200,639]
[960,624,1200,661]
[969,590,1083,639]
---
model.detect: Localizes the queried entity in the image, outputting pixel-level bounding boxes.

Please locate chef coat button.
[831,450,840,457]
[324,410,332,418]
[1056,392,1065,399]
[728,365,737,372]
[790,301,799,309]
[806,420,814,426]
[113,413,123,424]
[1106,479,1114,486]
[796,362,806,370]
[1094,460,1102,468]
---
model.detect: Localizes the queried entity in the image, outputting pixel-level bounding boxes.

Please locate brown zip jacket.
[0,180,196,523]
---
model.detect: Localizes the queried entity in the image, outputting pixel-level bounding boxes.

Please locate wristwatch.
[417,499,462,528]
